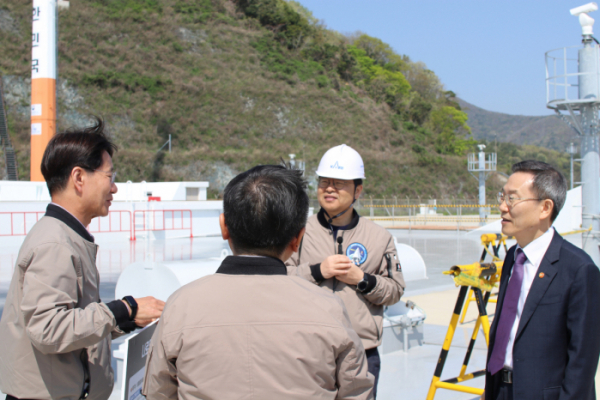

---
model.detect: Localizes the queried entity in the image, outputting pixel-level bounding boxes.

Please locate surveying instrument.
[426,234,506,399]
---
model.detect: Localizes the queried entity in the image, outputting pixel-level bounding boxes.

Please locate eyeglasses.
[95,169,117,185]
[318,178,349,190]
[497,191,542,207]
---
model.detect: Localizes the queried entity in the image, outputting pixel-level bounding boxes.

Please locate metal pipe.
[578,43,600,265]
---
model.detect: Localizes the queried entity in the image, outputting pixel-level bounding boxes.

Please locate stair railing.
[0,77,18,180]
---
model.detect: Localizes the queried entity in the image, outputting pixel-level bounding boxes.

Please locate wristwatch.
[122,296,138,321]
[356,275,369,292]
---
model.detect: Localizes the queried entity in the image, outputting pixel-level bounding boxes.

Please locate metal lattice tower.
[468,145,497,225]
[546,2,600,265]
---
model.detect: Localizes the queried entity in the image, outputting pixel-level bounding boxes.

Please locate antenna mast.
[546,2,600,265]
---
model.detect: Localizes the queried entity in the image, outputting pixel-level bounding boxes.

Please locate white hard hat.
[316,144,365,180]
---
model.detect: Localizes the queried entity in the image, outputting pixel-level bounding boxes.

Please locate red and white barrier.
[132,209,193,241]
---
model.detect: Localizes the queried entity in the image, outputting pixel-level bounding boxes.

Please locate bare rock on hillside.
[0,10,21,37]
[240,94,255,112]
[1,75,94,130]
[57,79,93,130]
[59,111,95,131]
[274,106,290,130]
[163,161,236,194]
[1,76,30,117]
[176,27,208,54]
[58,79,85,109]
[206,162,237,193]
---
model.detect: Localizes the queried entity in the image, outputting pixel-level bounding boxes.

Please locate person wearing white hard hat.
[286,144,406,398]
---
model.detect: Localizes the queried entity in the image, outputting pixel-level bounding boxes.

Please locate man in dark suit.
[484,160,600,400]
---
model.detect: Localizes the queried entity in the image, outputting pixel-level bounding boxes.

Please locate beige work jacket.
[0,212,121,400]
[143,255,374,400]
[286,210,405,350]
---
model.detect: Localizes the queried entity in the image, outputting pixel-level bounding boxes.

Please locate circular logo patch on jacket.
[346,243,368,265]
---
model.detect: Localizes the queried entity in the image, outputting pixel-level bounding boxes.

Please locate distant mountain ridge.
[458,98,579,152]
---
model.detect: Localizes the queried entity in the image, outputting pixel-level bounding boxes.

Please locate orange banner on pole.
[30,0,57,182]
[30,78,56,181]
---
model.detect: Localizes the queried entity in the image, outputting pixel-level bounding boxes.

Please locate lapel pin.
[539,272,545,278]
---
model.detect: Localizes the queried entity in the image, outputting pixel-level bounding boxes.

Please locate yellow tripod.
[459,234,508,324]
[426,261,501,400]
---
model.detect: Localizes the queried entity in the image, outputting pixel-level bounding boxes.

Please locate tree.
[286,0,318,25]
[352,34,407,71]
[236,0,312,49]
[403,61,442,102]
[408,93,432,125]
[431,106,476,155]
[347,45,411,101]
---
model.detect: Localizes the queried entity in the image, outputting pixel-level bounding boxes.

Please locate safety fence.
[0,209,193,241]
[0,211,45,236]
[363,204,497,208]
[0,210,134,238]
[367,216,501,224]
[365,215,501,230]
[87,210,133,240]
[132,209,193,240]
[309,198,499,218]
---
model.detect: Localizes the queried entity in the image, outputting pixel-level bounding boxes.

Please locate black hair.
[41,117,117,195]
[223,164,309,256]
[512,160,567,222]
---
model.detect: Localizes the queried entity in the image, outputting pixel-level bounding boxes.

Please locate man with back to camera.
[483,160,600,400]
[0,119,165,400]
[143,164,374,400]
[286,144,405,398]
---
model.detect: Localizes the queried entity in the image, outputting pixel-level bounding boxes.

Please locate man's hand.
[335,264,365,286]
[320,255,353,279]
[134,296,165,327]
[480,391,485,400]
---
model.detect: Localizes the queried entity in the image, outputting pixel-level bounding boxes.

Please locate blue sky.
[293,0,597,116]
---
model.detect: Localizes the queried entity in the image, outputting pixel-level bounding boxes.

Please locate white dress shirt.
[503,227,555,369]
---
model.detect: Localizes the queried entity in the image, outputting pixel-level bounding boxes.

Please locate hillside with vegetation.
[0,0,578,199]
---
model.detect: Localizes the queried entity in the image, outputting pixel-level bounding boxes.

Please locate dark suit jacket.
[485,232,600,400]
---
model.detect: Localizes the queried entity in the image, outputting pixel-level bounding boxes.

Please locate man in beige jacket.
[0,119,164,400]
[287,145,405,398]
[143,164,374,400]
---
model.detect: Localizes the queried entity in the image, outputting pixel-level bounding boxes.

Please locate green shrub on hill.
[251,36,325,83]
[431,106,475,155]
[173,0,218,23]
[347,45,411,108]
[92,0,163,22]
[81,71,170,95]
[237,0,312,49]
